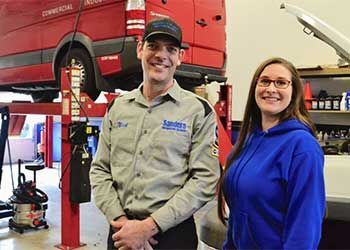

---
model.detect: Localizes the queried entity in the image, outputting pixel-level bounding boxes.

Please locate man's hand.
[112,217,159,250]
[110,215,128,233]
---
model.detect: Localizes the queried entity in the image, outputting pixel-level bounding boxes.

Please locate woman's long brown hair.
[217,57,316,224]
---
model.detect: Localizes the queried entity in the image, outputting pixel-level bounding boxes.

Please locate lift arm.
[0,106,10,187]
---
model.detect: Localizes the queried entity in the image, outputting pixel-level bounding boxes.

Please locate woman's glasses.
[257,77,291,89]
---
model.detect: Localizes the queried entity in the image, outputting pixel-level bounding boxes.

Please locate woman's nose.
[266,82,277,92]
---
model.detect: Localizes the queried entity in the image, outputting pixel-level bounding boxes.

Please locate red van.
[0,0,226,102]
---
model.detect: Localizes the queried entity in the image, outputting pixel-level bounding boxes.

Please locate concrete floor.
[0,163,110,249]
[0,163,218,250]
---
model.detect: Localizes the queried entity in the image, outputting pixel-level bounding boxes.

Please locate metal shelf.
[298,65,350,78]
[309,110,350,125]
[309,110,350,114]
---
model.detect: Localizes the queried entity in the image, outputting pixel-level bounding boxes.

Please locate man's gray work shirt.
[90,81,220,232]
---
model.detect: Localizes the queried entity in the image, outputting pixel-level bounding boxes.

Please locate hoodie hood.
[253,118,313,137]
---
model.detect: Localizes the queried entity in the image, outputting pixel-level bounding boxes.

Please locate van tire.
[59,48,100,101]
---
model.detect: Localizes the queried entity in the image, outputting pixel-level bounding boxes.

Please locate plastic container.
[311,98,318,110]
[332,95,341,110]
[318,97,325,110]
[346,91,350,111]
[340,92,347,111]
[325,96,333,110]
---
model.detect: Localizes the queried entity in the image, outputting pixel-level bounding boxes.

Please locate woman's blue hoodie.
[223,119,325,250]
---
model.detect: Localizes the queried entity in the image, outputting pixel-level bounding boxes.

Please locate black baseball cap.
[143,18,187,49]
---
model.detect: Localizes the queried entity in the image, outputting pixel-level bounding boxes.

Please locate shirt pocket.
[151,129,191,169]
[110,126,136,167]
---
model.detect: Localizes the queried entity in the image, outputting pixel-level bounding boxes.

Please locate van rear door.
[145,0,195,64]
[193,0,226,69]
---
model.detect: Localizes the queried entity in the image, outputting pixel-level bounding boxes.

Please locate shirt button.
[139,150,143,155]
[144,130,147,134]
[136,172,141,177]
[147,109,152,113]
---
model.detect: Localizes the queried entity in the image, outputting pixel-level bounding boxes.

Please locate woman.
[218,57,325,249]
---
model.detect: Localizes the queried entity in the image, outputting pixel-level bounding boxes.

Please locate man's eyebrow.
[162,41,179,47]
[147,38,179,46]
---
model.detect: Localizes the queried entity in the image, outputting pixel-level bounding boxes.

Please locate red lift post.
[214,84,232,139]
[214,84,233,166]
[45,116,53,168]
[58,68,83,249]
[0,68,108,249]
[58,68,107,249]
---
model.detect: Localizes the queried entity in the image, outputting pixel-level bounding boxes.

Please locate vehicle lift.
[0,68,233,248]
[214,84,233,166]
[0,106,14,219]
[0,68,106,249]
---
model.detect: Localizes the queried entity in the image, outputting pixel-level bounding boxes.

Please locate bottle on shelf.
[312,98,318,110]
[346,91,350,111]
[317,130,323,142]
[317,90,328,110]
[318,97,325,110]
[340,92,347,111]
[325,96,333,110]
[332,95,341,110]
[323,132,329,142]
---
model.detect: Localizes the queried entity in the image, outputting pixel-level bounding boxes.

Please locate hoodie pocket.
[234,211,260,249]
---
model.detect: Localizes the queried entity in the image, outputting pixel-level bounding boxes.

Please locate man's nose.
[154,46,168,58]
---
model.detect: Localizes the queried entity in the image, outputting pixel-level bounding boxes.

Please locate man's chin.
[149,76,168,85]
[150,79,167,86]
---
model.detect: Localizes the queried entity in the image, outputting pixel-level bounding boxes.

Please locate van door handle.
[214,15,222,21]
[196,19,207,27]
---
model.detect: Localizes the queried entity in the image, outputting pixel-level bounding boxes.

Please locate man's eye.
[147,44,156,49]
[167,47,178,53]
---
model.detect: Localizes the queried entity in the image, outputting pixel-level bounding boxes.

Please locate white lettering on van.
[85,0,103,6]
[101,55,119,61]
[42,4,73,17]
[150,11,169,18]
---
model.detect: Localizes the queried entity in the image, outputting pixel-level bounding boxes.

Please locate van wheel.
[59,48,100,101]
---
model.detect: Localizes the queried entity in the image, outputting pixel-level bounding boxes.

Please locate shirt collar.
[123,79,182,103]
[165,79,182,102]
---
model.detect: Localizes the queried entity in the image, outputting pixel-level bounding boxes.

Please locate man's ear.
[136,41,143,60]
[177,49,185,66]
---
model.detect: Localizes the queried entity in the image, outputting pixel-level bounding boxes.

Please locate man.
[90,17,220,250]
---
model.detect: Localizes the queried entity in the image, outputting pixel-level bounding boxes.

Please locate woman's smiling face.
[255,63,293,121]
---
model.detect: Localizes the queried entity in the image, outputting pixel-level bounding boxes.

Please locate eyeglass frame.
[256,77,292,89]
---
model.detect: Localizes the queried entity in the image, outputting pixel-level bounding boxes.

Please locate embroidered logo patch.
[115,120,128,128]
[161,120,187,132]
[211,125,219,157]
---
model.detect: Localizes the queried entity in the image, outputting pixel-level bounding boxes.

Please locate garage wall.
[3,138,36,164]
[226,0,350,120]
